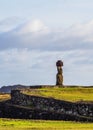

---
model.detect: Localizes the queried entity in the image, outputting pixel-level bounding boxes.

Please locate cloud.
[0,49,92,86]
[0,17,24,33]
[0,18,93,86]
[0,19,93,51]
[16,19,50,34]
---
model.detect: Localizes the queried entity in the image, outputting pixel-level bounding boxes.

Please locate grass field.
[1,87,93,102]
[0,94,10,102]
[23,87,93,102]
[1,118,93,130]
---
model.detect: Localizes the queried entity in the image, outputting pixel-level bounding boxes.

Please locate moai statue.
[56,60,63,86]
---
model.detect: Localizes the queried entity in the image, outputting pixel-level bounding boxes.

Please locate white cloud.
[0,19,93,51]
[0,19,93,86]
[0,48,92,86]
[0,17,24,33]
[16,19,50,34]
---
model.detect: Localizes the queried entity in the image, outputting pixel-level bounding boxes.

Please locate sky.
[0,0,93,86]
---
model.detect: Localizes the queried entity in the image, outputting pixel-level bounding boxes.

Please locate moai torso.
[56,60,63,86]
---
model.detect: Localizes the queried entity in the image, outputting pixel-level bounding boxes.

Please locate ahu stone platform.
[0,89,93,122]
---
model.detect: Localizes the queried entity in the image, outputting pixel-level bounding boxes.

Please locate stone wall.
[11,90,75,112]
[10,90,93,120]
[1,102,93,121]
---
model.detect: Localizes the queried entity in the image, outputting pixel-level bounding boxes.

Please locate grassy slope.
[1,87,93,102]
[0,94,10,102]
[23,87,93,102]
[1,118,93,130]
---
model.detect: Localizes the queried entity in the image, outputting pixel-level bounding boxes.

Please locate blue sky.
[0,0,93,86]
[1,0,93,27]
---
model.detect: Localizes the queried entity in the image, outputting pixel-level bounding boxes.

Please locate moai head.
[56,60,63,67]
[56,60,63,86]
[56,60,63,73]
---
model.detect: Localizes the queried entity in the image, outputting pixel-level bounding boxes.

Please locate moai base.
[56,60,63,86]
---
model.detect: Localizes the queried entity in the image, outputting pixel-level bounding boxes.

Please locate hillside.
[1,86,93,102]
[0,84,30,93]
[22,87,93,102]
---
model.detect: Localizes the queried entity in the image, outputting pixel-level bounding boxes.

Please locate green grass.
[1,87,93,102]
[0,94,10,102]
[23,87,93,102]
[1,118,93,130]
